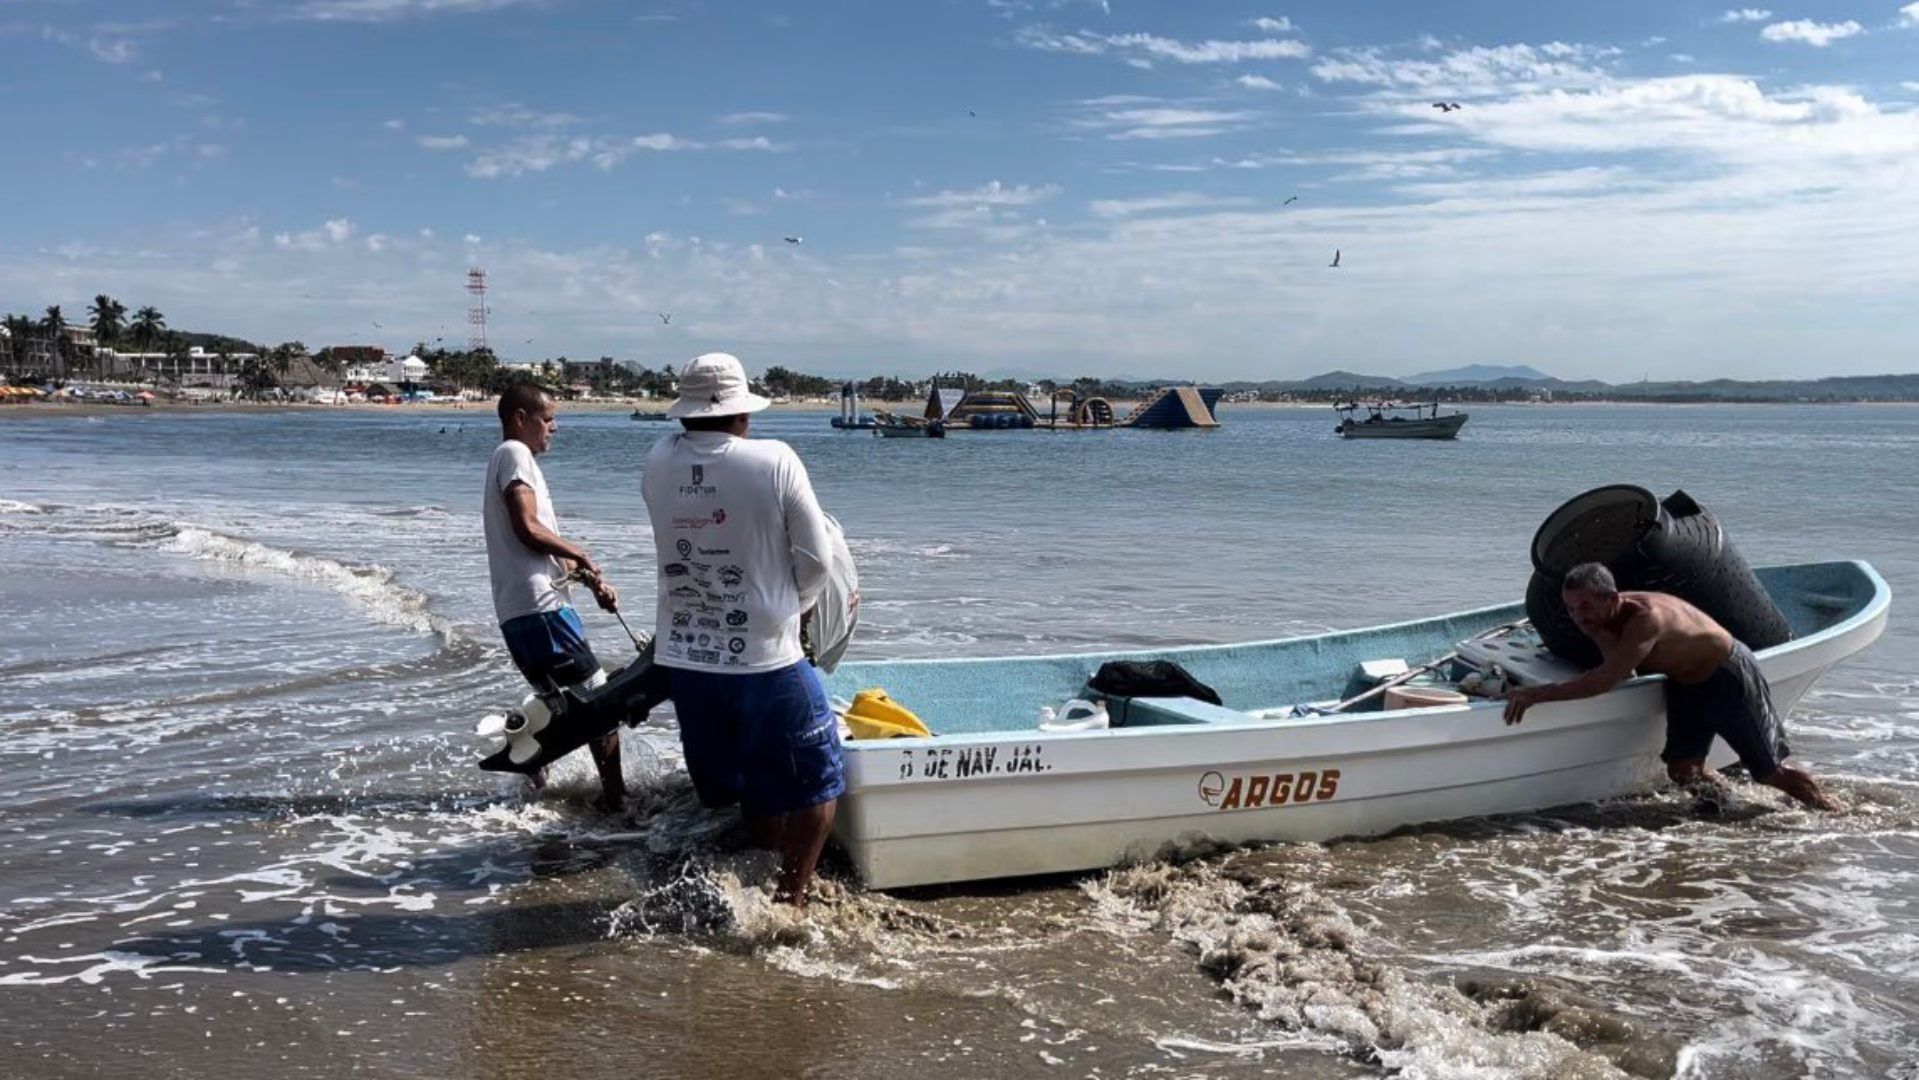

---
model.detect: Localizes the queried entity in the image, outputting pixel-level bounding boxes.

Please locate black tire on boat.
[1525,486,1794,667]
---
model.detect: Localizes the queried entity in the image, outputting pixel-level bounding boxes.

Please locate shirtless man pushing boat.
[1502,562,1840,811]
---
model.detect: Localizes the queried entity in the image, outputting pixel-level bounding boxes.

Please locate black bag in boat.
[1525,485,1793,668]
[1086,660,1223,706]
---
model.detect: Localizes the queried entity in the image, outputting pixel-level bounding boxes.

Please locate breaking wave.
[0,500,459,643]
[157,525,455,642]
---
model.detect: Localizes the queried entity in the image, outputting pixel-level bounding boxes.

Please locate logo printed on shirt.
[676,539,693,559]
[680,463,716,498]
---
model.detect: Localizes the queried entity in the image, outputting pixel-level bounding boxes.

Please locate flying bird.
[1431,101,1462,112]
[1283,195,1298,205]
[1329,249,1341,269]
[967,109,976,118]
[784,236,802,244]
[659,312,671,325]
[371,320,383,329]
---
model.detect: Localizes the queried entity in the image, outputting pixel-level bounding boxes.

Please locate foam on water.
[0,500,462,643]
[158,525,455,642]
[4,406,1918,1078]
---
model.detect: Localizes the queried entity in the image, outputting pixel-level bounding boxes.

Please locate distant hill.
[1285,369,1405,390]
[1402,364,1552,386]
[1210,370,1919,402]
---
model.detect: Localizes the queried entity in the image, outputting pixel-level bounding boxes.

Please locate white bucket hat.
[666,352,772,420]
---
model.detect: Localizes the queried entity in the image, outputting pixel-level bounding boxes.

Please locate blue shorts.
[670,662,846,817]
[501,607,603,691]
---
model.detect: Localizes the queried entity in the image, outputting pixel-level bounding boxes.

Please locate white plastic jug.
[1039,698,1110,732]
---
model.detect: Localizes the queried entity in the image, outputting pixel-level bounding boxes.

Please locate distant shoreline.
[4,396,1914,423]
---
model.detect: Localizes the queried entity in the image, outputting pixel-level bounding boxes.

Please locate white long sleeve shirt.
[640,430,831,673]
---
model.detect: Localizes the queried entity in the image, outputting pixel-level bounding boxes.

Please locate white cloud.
[469,103,582,128]
[1904,81,1919,91]
[1250,16,1294,33]
[1901,2,1919,26]
[1669,52,1697,62]
[905,181,1060,208]
[1088,192,1252,217]
[1759,19,1863,46]
[718,111,788,125]
[460,130,778,178]
[274,218,356,251]
[416,134,470,150]
[292,0,539,22]
[903,180,1059,234]
[1070,102,1257,140]
[1236,74,1283,90]
[1719,8,1771,22]
[88,38,135,63]
[1016,26,1310,65]
[382,118,406,131]
[83,135,228,172]
[364,234,389,252]
[1311,41,1618,96]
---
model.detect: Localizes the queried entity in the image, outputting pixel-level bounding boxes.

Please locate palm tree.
[268,343,295,400]
[312,349,345,403]
[41,306,69,378]
[88,294,126,344]
[129,306,166,353]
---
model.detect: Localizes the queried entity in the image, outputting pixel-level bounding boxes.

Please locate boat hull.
[1340,413,1468,439]
[829,562,1887,889]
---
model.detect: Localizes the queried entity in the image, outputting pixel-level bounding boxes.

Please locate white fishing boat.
[821,561,1888,889]
[1335,400,1468,439]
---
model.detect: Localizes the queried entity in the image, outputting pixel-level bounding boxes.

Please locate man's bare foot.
[1766,765,1842,812]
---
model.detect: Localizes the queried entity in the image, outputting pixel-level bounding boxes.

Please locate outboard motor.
[1525,485,1793,668]
[478,646,671,775]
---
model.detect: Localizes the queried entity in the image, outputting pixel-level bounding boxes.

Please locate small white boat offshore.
[821,561,1888,889]
[1335,400,1468,439]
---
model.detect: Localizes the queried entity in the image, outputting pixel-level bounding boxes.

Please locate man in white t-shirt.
[484,382,627,812]
[641,353,842,906]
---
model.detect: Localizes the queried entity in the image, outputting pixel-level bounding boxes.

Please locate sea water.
[1,403,1914,1078]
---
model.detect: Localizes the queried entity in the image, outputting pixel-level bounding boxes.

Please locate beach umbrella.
[136,390,155,400]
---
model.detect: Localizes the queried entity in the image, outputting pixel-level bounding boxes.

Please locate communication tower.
[466,267,489,352]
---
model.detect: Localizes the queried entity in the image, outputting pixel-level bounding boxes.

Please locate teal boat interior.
[822,562,1886,740]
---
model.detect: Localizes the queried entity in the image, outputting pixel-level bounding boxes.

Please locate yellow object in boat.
[841,689,933,740]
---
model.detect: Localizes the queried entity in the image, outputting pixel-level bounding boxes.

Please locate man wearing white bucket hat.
[641,352,842,905]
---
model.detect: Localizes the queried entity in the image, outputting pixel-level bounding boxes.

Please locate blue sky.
[2,0,1916,382]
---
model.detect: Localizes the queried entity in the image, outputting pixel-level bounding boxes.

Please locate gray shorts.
[1662,641,1790,780]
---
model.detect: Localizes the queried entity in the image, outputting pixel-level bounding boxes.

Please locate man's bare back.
[1588,592,1734,685]
[1505,562,1840,812]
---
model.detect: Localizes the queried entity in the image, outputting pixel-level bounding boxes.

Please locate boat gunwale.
[835,560,1889,751]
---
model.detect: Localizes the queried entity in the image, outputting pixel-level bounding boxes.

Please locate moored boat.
[822,561,1888,889]
[872,409,945,438]
[1336,400,1468,439]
